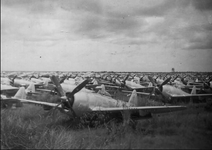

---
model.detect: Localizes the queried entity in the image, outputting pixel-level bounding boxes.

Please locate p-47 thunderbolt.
[2,75,187,126]
[146,76,212,103]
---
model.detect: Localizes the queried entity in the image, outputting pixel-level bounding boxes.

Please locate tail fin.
[148,82,153,87]
[43,79,49,87]
[97,84,111,97]
[14,87,27,99]
[128,90,138,106]
[92,78,98,85]
[25,83,35,93]
[191,85,196,95]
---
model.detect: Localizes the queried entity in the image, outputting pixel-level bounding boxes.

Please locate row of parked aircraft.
[1,71,212,126]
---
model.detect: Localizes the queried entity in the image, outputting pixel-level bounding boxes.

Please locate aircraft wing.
[95,85,121,89]
[85,84,99,88]
[1,96,56,108]
[17,98,61,107]
[104,85,154,91]
[185,85,203,89]
[1,84,18,91]
[121,90,155,96]
[85,84,118,89]
[98,81,116,86]
[91,105,186,114]
[170,94,212,98]
[104,85,121,88]
[36,89,52,92]
[131,86,154,90]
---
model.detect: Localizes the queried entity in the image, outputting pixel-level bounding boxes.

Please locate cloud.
[1,0,212,72]
[1,0,57,14]
[191,0,212,11]
[184,31,212,50]
[2,0,212,49]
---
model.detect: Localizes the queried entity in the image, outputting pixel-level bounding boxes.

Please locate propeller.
[50,75,65,97]
[9,75,17,86]
[201,77,212,90]
[49,75,89,118]
[59,75,67,84]
[115,74,129,88]
[148,76,157,86]
[171,75,179,82]
[181,75,188,85]
[139,75,144,82]
[148,76,171,103]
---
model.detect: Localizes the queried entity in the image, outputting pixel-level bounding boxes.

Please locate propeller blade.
[161,77,172,86]
[115,77,122,85]
[50,75,65,97]
[59,75,67,84]
[155,87,167,104]
[148,76,156,86]
[202,80,212,90]
[70,79,89,96]
[123,74,129,82]
[155,75,160,80]
[171,75,179,82]
[9,75,17,86]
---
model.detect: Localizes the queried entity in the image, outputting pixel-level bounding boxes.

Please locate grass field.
[1,93,212,149]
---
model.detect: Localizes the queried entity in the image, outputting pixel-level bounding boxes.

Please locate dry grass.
[1,93,212,149]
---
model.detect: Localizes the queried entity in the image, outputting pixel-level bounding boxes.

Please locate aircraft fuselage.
[162,85,190,99]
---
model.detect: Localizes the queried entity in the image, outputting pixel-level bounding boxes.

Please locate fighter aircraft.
[1,75,17,86]
[101,74,154,92]
[170,75,206,89]
[36,75,94,94]
[1,82,40,108]
[7,75,45,88]
[7,75,187,126]
[1,82,39,95]
[1,84,19,96]
[147,76,212,103]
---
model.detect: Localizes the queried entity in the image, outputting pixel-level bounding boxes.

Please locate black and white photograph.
[1,0,212,149]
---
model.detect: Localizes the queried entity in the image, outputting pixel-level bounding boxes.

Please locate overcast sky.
[1,0,212,72]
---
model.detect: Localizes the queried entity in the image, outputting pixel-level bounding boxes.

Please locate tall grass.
[1,102,212,149]
[1,92,212,149]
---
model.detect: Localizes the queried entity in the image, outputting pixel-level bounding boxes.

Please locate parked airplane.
[1,82,39,95]
[147,76,212,103]
[102,74,154,92]
[1,83,40,108]
[8,75,44,88]
[6,76,187,126]
[36,75,94,94]
[1,76,17,86]
[1,84,19,96]
[4,77,186,124]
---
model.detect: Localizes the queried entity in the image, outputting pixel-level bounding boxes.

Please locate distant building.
[172,68,175,72]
